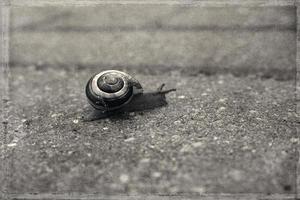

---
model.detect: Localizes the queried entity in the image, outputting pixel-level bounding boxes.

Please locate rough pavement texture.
[1,5,299,196]
[1,66,298,194]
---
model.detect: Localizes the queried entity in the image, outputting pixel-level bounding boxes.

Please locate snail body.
[86,70,143,111]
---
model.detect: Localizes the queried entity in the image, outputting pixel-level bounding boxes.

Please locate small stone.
[201,92,208,96]
[180,144,192,153]
[218,107,226,111]
[242,145,250,150]
[7,143,17,147]
[178,95,186,99]
[290,138,299,143]
[140,158,150,163]
[103,127,109,130]
[124,137,135,142]
[218,98,227,103]
[174,120,181,125]
[268,142,273,146]
[152,172,162,178]
[192,142,203,148]
[119,174,129,183]
[73,119,79,124]
[51,113,62,118]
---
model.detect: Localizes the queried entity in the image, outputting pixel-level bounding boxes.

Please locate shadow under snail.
[85,70,175,120]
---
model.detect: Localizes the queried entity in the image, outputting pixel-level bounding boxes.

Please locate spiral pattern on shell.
[86,70,142,111]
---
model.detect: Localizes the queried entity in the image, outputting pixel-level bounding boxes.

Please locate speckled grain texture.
[0,4,299,197]
[1,66,297,194]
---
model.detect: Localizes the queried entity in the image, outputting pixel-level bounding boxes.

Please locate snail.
[86,70,143,111]
[85,70,176,120]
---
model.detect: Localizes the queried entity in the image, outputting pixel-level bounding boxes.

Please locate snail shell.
[86,70,143,111]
